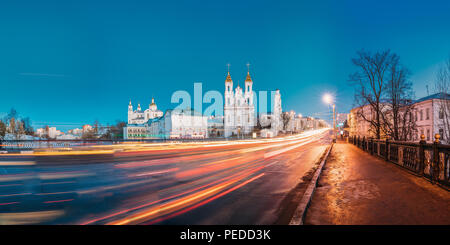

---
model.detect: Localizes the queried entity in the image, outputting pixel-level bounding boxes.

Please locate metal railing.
[349,135,450,187]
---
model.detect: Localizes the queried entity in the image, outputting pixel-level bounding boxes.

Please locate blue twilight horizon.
[1,0,450,131]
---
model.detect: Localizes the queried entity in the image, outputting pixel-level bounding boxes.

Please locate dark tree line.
[0,108,34,140]
[80,120,126,140]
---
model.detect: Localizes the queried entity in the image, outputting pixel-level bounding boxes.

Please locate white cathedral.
[124,65,283,139]
[223,68,256,137]
[127,98,164,125]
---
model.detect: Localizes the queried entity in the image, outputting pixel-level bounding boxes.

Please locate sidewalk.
[304,141,450,225]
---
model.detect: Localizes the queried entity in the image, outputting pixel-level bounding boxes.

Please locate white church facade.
[223,69,256,137]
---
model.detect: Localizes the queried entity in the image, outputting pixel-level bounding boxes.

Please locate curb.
[289,142,333,225]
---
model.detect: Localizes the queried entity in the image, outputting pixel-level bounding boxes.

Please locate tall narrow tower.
[244,63,253,106]
[224,64,234,137]
[272,89,282,133]
[244,63,255,130]
[128,100,133,124]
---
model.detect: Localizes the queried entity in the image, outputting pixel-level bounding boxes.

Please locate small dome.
[245,72,252,82]
[225,71,232,83]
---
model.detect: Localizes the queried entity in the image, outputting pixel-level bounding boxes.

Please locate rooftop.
[414,92,450,103]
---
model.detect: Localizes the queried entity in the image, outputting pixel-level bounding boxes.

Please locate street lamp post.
[333,104,336,142]
[323,93,336,142]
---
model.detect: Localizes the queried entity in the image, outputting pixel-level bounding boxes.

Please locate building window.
[426,108,430,120]
[427,129,430,141]
[415,112,418,121]
[439,108,444,119]
[420,110,423,121]
[439,128,444,140]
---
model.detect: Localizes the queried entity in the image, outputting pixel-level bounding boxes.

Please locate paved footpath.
[304,141,450,225]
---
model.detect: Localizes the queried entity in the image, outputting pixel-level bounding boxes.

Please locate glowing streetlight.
[323,93,336,142]
[322,93,333,105]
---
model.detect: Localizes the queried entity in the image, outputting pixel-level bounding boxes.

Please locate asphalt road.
[0,129,331,225]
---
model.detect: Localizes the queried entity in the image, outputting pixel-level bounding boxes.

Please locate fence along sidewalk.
[349,134,450,188]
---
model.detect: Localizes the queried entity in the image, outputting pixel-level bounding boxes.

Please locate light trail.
[0,129,330,225]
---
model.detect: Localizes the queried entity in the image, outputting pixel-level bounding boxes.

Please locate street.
[0,129,330,225]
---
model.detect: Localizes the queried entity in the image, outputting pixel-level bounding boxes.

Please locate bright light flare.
[322,93,333,104]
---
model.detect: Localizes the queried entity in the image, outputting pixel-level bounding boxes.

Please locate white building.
[258,89,283,137]
[82,124,93,133]
[272,89,283,133]
[293,115,309,132]
[128,98,164,125]
[413,93,450,143]
[123,98,208,140]
[207,116,224,138]
[68,128,83,136]
[56,134,78,140]
[224,69,255,137]
[348,93,450,143]
[35,126,63,139]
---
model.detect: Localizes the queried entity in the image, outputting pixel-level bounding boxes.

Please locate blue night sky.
[1,0,450,131]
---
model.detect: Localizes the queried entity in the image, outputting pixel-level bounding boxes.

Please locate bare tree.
[435,57,450,142]
[381,55,416,141]
[281,112,292,131]
[41,125,51,139]
[21,117,34,136]
[15,121,25,140]
[350,50,398,139]
[0,120,6,140]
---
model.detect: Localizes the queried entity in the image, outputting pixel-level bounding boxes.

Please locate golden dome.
[225,71,232,83]
[245,71,252,82]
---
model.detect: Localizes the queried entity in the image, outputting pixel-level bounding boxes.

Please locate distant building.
[258,90,283,137]
[124,101,208,140]
[336,113,348,127]
[56,134,78,140]
[68,128,83,136]
[82,124,93,133]
[283,110,297,132]
[207,116,224,138]
[35,126,63,139]
[128,98,163,125]
[292,115,307,132]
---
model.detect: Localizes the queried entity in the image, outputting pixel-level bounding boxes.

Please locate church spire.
[245,62,252,82]
[128,99,133,111]
[225,63,232,83]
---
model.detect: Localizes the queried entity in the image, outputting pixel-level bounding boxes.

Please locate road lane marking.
[0,161,35,166]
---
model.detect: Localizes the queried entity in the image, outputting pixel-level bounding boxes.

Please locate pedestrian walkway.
[304,141,450,225]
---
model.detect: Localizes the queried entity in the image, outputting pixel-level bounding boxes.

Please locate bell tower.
[128,100,133,124]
